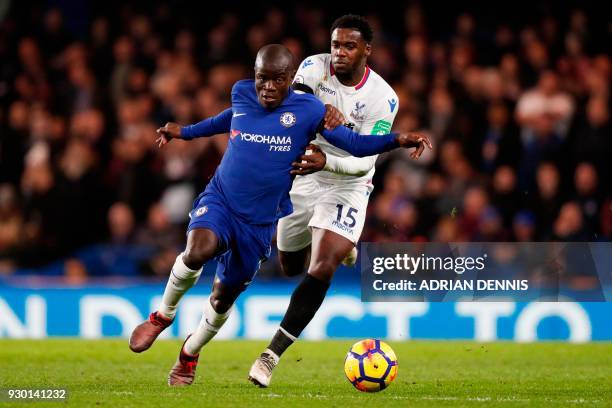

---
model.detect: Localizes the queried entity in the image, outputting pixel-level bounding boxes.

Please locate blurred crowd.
[0,2,610,279]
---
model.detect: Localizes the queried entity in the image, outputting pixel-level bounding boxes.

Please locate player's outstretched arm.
[320,125,432,158]
[324,155,377,176]
[291,148,375,177]
[156,108,233,147]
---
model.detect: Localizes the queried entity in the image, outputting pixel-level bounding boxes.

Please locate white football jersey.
[294,53,399,182]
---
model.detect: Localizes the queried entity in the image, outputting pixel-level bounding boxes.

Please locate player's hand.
[156,122,182,148]
[291,144,326,175]
[323,104,346,130]
[396,131,433,159]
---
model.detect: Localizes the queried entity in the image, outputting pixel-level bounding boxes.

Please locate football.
[344,339,398,392]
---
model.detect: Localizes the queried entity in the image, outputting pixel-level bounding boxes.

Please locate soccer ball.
[344,339,398,392]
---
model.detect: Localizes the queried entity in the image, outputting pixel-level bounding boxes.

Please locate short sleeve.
[293,55,326,93]
[362,92,400,135]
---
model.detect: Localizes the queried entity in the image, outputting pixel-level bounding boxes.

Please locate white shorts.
[276,176,374,252]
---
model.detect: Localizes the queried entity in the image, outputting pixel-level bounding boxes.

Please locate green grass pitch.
[0,340,610,407]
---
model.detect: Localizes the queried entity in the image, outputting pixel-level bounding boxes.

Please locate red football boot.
[129,311,173,353]
[168,335,199,386]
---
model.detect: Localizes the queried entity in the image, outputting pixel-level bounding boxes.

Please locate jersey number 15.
[335,204,358,228]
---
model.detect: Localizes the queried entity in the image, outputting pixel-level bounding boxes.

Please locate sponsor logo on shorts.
[331,219,354,235]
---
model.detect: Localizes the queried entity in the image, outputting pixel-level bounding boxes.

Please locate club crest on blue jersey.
[280,112,296,127]
[195,206,208,217]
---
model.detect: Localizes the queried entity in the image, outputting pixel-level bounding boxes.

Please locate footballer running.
[127,43,431,386]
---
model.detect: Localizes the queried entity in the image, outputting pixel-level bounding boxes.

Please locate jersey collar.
[355,66,371,90]
[329,62,371,90]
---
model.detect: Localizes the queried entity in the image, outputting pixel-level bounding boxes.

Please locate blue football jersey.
[209,80,325,224]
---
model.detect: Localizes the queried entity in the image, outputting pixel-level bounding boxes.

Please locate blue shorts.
[187,191,274,289]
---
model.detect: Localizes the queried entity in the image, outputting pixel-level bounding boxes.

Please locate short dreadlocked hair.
[330,14,373,44]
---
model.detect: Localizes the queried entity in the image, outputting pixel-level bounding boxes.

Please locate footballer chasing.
[250,15,424,387]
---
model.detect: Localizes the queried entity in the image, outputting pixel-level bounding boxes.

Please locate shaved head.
[253,44,296,109]
[255,44,295,72]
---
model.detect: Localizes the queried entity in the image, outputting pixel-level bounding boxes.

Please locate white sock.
[264,348,280,364]
[184,296,231,355]
[158,253,202,319]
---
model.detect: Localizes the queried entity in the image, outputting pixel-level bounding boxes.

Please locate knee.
[183,242,216,270]
[209,292,233,314]
[280,261,303,277]
[308,259,337,282]
[279,250,308,277]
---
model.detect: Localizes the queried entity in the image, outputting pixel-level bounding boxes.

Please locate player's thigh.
[278,246,310,277]
[308,183,372,245]
[215,221,275,292]
[184,195,232,267]
[276,176,318,252]
[308,227,355,281]
[184,228,220,266]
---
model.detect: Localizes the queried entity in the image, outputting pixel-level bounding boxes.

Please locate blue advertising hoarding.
[0,281,610,341]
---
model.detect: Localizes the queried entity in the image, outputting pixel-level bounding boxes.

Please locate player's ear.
[364,43,372,57]
[289,69,297,82]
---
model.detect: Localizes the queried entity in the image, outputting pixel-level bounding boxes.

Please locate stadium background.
[0,0,610,341]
